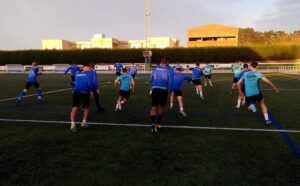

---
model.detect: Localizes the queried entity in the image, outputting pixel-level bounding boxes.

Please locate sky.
[0,0,299,50]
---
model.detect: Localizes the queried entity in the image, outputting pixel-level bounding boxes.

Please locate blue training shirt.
[189,67,203,80]
[64,65,80,76]
[27,67,41,82]
[115,73,133,92]
[151,65,172,90]
[241,71,265,97]
[74,71,94,93]
[171,72,192,91]
[128,66,137,75]
[114,63,123,72]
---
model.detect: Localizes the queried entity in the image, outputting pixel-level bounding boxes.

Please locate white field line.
[261,88,300,91]
[0,118,300,133]
[0,76,147,102]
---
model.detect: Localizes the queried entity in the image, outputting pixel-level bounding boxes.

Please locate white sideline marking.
[261,88,300,91]
[0,76,147,102]
[0,118,300,133]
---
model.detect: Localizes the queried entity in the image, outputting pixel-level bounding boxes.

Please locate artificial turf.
[0,73,299,185]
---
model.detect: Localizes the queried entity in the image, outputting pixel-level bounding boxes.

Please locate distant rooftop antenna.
[144,0,152,67]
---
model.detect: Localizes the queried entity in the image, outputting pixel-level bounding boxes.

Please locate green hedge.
[0,45,299,65]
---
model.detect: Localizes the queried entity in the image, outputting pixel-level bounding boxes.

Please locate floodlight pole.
[144,0,152,70]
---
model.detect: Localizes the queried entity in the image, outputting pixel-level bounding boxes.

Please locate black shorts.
[192,79,202,85]
[71,75,75,82]
[25,82,40,89]
[131,74,136,79]
[241,84,245,93]
[233,77,239,83]
[173,90,182,97]
[72,92,90,108]
[120,90,130,99]
[204,75,212,79]
[152,88,168,107]
[116,72,121,76]
[246,94,263,106]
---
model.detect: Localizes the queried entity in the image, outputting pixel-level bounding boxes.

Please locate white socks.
[237,99,241,107]
[199,91,203,97]
[264,113,269,121]
[71,122,75,128]
[180,107,184,111]
[196,88,199,95]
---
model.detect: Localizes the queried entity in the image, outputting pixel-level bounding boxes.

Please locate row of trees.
[1,45,299,65]
[239,28,300,46]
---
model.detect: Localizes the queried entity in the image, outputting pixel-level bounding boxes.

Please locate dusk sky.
[0,0,299,50]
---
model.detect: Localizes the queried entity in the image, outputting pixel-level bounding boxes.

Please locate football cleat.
[70,125,77,133]
[179,110,187,117]
[151,124,158,134]
[81,122,89,128]
[248,104,257,113]
[265,120,272,125]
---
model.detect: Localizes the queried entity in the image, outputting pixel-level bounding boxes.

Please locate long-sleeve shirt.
[64,65,80,76]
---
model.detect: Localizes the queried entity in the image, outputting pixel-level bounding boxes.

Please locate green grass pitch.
[0,73,300,185]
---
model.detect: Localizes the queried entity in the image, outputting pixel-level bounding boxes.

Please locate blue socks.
[37,89,42,97]
[18,91,25,99]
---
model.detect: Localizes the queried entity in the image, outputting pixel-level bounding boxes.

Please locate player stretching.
[169,68,192,117]
[114,62,123,76]
[70,64,94,132]
[90,64,105,112]
[189,63,204,99]
[237,61,279,124]
[203,63,213,86]
[114,68,135,111]
[231,62,243,94]
[64,63,80,87]
[235,64,250,108]
[150,58,172,134]
[128,63,138,79]
[16,62,42,105]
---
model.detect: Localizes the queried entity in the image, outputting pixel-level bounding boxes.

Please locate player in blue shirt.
[150,58,173,134]
[189,63,204,99]
[114,68,135,111]
[169,68,192,117]
[90,64,105,112]
[231,62,243,94]
[172,61,185,71]
[16,62,42,105]
[64,64,80,87]
[114,63,123,76]
[236,64,251,108]
[237,61,279,124]
[70,64,94,132]
[203,63,213,87]
[128,63,138,79]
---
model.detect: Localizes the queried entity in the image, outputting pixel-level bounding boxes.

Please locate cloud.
[255,0,300,32]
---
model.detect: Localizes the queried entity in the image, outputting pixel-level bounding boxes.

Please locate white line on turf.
[0,76,147,102]
[0,118,300,133]
[261,88,300,91]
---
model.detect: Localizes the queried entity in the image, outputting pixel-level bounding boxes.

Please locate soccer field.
[0,73,300,185]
